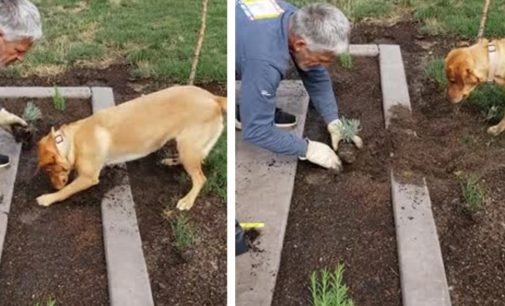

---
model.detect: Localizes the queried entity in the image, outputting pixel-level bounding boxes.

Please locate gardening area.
[245,0,505,305]
[0,1,226,305]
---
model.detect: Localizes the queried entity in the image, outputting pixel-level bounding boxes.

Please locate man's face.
[289,36,336,71]
[0,32,33,67]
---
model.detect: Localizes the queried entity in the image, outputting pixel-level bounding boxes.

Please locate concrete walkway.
[236,81,308,306]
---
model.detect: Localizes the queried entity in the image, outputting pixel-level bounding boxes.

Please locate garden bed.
[128,152,227,305]
[0,98,109,305]
[354,21,505,305]
[273,57,400,305]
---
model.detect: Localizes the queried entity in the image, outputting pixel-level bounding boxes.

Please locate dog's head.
[444,41,487,103]
[37,127,71,190]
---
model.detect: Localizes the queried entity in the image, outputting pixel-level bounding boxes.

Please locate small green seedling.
[53,86,66,111]
[339,52,353,70]
[23,102,42,122]
[35,297,56,306]
[339,117,361,143]
[461,176,485,213]
[170,215,195,250]
[310,262,354,306]
[337,117,362,164]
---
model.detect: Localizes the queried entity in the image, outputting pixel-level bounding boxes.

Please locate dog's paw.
[161,157,181,166]
[36,194,54,207]
[487,125,502,136]
[176,197,194,211]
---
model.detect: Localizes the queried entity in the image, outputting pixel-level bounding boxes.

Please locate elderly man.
[236,1,362,171]
[0,0,42,167]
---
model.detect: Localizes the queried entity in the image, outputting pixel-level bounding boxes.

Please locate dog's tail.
[214,96,227,113]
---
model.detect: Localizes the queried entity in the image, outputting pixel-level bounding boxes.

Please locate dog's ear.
[466,68,481,84]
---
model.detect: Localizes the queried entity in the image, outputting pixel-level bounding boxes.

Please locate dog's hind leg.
[175,140,206,211]
[175,120,224,210]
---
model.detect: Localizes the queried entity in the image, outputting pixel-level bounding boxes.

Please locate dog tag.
[239,0,284,20]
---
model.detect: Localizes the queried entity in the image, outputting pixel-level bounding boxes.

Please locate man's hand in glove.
[0,108,27,133]
[327,118,363,151]
[300,140,342,171]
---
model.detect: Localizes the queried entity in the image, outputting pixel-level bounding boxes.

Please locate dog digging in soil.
[35,85,226,210]
[445,38,505,135]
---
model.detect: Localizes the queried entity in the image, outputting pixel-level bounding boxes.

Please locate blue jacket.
[236,0,339,156]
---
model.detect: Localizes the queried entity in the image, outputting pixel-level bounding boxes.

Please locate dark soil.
[353,21,505,305]
[0,68,227,305]
[337,141,360,164]
[126,84,227,305]
[0,98,109,305]
[273,58,400,305]
[127,153,227,306]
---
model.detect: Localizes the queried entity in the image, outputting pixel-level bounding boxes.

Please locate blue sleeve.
[239,59,308,157]
[298,65,339,124]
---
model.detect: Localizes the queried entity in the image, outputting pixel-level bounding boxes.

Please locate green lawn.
[3,0,226,82]
[290,0,505,38]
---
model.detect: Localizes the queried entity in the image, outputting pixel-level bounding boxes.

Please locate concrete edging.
[0,87,91,99]
[91,87,154,306]
[349,44,379,57]
[379,45,451,306]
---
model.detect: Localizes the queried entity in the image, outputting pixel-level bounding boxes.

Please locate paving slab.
[379,44,411,128]
[349,44,379,57]
[391,173,451,306]
[0,87,91,99]
[236,80,309,306]
[91,87,154,306]
[0,124,22,262]
[380,45,451,306]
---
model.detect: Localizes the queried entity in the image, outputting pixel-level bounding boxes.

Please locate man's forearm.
[242,125,308,156]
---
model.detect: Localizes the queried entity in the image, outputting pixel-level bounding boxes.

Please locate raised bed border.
[0,87,154,306]
[237,44,451,306]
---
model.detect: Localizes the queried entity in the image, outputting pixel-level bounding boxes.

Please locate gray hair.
[0,0,42,42]
[291,3,350,54]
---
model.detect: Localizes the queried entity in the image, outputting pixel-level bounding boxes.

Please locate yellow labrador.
[36,85,226,210]
[445,38,505,135]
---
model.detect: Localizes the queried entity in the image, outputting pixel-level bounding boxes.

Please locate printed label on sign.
[239,0,284,20]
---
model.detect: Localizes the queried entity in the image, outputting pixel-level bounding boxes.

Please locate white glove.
[327,119,363,151]
[300,139,342,171]
[0,108,27,133]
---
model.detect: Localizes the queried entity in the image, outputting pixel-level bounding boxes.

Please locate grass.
[290,0,505,38]
[309,263,354,306]
[468,84,505,122]
[52,87,66,111]
[424,58,447,89]
[338,52,353,70]
[3,0,226,82]
[461,176,486,212]
[203,131,227,200]
[35,297,56,306]
[170,215,196,250]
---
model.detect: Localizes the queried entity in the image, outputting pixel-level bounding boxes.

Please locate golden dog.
[445,38,505,135]
[36,85,226,210]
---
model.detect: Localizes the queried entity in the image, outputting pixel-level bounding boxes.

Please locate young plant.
[339,52,353,70]
[170,215,195,250]
[310,262,354,306]
[23,102,42,122]
[339,117,361,143]
[461,176,486,213]
[35,297,56,306]
[53,86,66,111]
[11,102,41,147]
[337,117,362,164]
